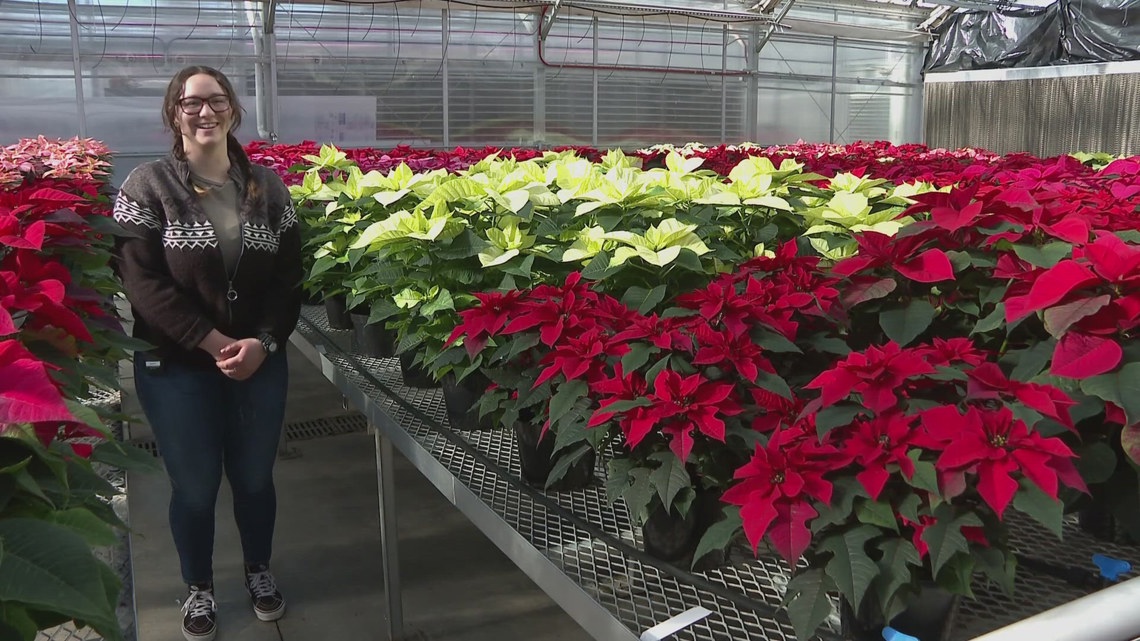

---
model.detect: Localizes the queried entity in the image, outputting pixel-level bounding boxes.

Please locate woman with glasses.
[112,65,302,641]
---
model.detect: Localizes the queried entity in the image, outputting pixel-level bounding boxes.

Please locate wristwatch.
[258,332,279,355]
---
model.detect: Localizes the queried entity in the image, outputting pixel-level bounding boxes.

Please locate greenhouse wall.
[924,61,1140,157]
[0,0,927,183]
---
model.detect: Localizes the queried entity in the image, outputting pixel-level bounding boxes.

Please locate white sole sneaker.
[254,600,286,622]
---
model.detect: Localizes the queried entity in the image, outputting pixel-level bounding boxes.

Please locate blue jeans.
[134,351,288,585]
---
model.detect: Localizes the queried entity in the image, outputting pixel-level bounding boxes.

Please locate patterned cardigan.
[112,154,302,369]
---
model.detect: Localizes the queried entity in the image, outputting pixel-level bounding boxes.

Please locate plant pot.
[399,351,438,388]
[350,313,396,358]
[841,583,960,641]
[513,420,595,492]
[640,490,726,569]
[324,295,353,330]
[441,371,495,431]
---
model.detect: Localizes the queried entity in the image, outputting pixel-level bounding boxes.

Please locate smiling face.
[176,73,233,153]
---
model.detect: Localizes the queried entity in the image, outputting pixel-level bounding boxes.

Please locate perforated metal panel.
[295,304,1140,641]
[924,72,1140,156]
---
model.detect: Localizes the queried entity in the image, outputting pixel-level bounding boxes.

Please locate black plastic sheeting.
[925,0,1140,72]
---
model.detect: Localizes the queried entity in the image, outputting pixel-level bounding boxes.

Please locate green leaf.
[605,458,633,505]
[0,602,38,641]
[621,285,667,315]
[623,469,655,524]
[816,404,865,439]
[821,526,880,611]
[649,452,691,511]
[922,505,980,579]
[812,478,863,531]
[544,443,591,490]
[972,305,1006,335]
[620,343,652,375]
[873,538,921,612]
[581,250,613,280]
[548,380,588,429]
[1012,478,1064,537]
[879,299,936,347]
[806,334,851,356]
[938,554,976,598]
[1008,339,1056,382]
[751,329,802,354]
[1013,242,1071,268]
[691,506,742,570]
[754,369,792,401]
[46,508,118,547]
[645,355,671,387]
[0,519,118,638]
[974,547,1016,596]
[1080,363,1140,424]
[782,569,837,641]
[1074,441,1117,485]
[906,454,942,497]
[94,330,154,353]
[856,499,899,532]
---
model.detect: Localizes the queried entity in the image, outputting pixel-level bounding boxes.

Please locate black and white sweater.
[112,153,302,369]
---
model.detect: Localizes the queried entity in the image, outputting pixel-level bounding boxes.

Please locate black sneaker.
[245,564,286,622]
[180,583,217,641]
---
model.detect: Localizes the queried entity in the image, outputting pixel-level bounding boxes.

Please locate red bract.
[0,338,74,430]
[640,369,741,462]
[610,313,692,351]
[722,427,847,562]
[675,276,753,336]
[966,362,1075,429]
[503,272,598,346]
[921,405,1084,517]
[691,323,772,382]
[805,342,935,413]
[446,289,526,358]
[841,412,919,500]
[1004,260,1100,324]
[920,337,987,367]
[533,325,625,388]
[832,231,955,284]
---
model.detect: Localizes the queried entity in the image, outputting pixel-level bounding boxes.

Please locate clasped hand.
[216,337,266,381]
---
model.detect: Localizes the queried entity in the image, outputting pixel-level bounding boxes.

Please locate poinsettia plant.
[1,136,156,641]
[722,338,1087,640]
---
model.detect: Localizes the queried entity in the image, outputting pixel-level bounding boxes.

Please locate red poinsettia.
[805,342,935,413]
[722,425,849,561]
[831,231,955,284]
[920,405,1085,516]
[841,412,920,500]
[446,289,527,358]
[633,369,742,463]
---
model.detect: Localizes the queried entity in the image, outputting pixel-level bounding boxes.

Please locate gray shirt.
[190,172,243,277]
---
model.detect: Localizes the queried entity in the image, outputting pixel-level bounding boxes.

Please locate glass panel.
[0,0,80,142]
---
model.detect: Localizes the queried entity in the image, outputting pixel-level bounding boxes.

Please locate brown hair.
[162,65,254,189]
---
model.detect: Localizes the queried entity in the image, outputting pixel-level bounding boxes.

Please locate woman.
[113,65,302,641]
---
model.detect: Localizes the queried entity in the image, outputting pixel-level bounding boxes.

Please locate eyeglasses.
[178,95,231,115]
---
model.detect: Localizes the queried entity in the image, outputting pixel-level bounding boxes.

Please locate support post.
[376,430,403,639]
[67,0,88,138]
[746,24,760,142]
[592,16,599,147]
[442,8,450,148]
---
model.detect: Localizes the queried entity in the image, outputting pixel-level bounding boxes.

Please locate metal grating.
[297,304,1140,641]
[129,413,369,458]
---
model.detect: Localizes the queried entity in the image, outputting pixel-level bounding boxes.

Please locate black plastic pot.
[441,371,495,431]
[513,421,595,492]
[324,295,353,330]
[841,583,960,641]
[641,490,726,569]
[350,313,395,358]
[399,351,438,389]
